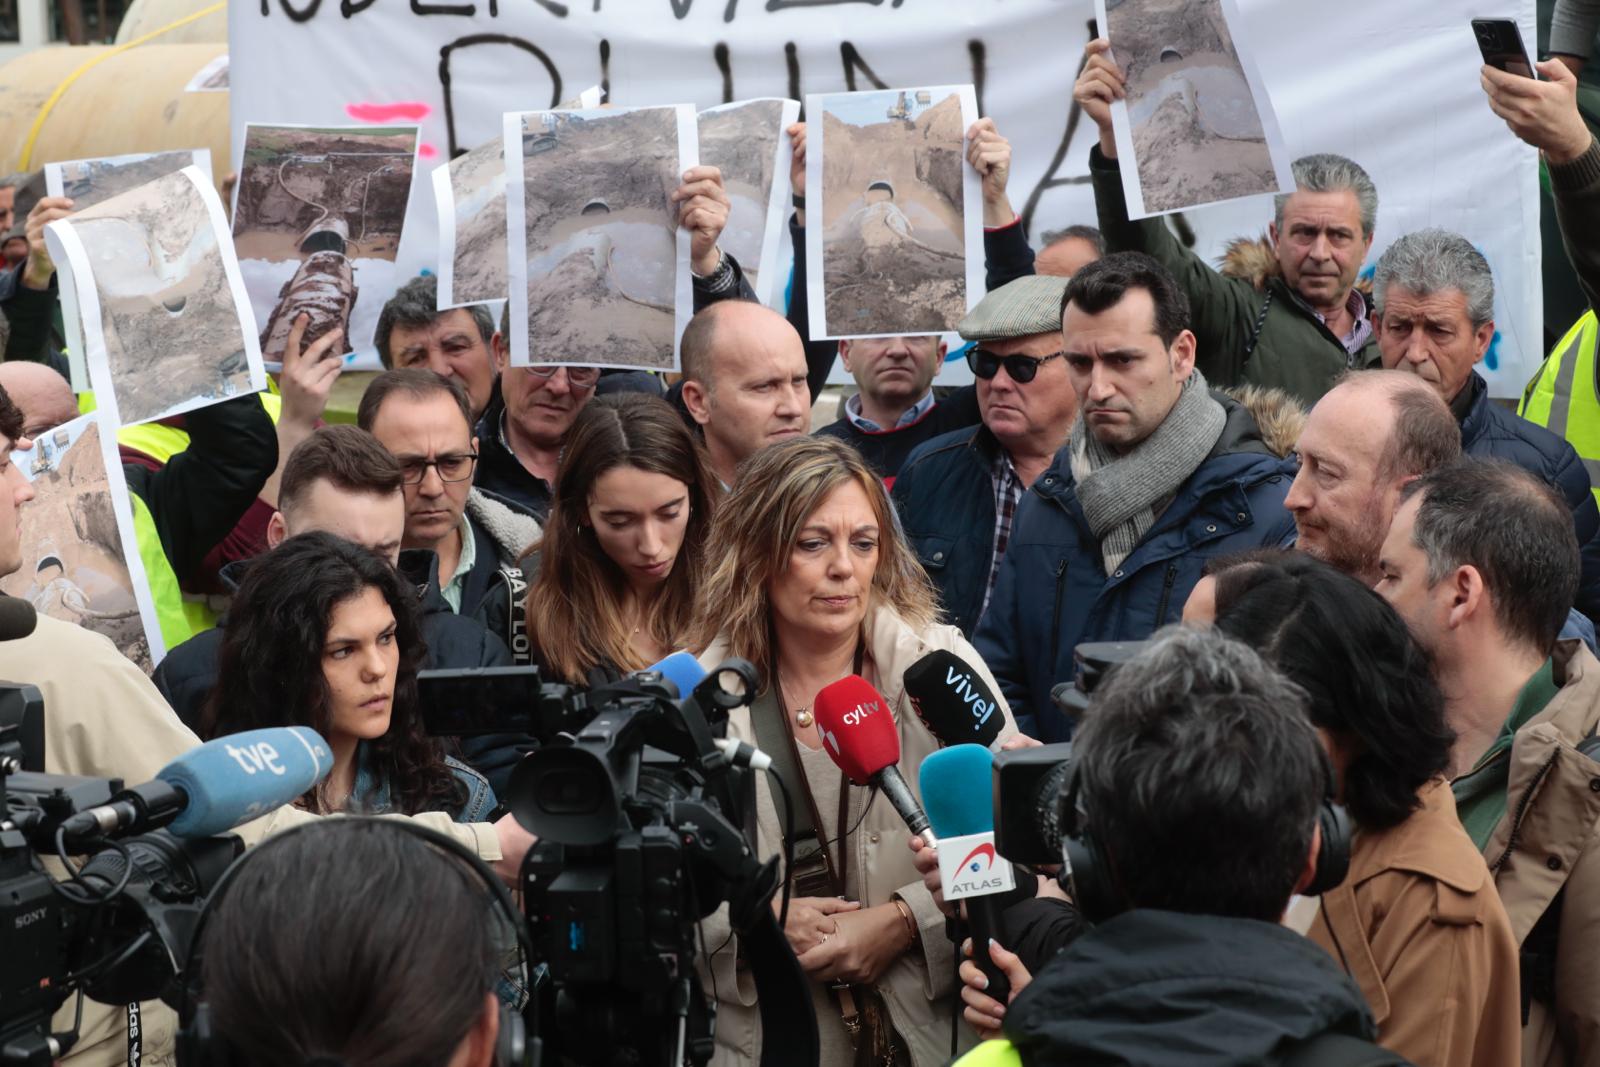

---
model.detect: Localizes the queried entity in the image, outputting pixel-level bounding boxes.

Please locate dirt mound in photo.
[234,131,415,259]
[819,93,964,233]
[522,110,678,245]
[699,102,781,193]
[526,246,671,366]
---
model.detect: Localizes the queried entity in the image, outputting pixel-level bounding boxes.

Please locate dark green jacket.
[1090,146,1380,405]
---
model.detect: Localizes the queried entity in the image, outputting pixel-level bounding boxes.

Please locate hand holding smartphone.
[1474,17,1535,78]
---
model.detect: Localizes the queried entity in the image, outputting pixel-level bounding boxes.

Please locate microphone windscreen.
[158,727,333,838]
[645,651,707,699]
[919,743,996,837]
[813,675,900,785]
[0,597,38,642]
[903,649,1004,747]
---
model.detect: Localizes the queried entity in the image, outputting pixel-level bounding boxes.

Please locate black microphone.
[0,597,38,642]
[904,649,1004,747]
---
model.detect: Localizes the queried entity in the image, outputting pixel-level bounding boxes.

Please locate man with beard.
[1287,371,1461,583]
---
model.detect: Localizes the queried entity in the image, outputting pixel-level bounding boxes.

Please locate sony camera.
[420,660,809,1067]
[1,684,241,1067]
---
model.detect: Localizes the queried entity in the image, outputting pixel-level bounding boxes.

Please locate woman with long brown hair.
[689,434,1016,1067]
[522,393,718,685]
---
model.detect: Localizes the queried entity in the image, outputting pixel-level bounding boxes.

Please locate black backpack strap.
[1284,1031,1412,1067]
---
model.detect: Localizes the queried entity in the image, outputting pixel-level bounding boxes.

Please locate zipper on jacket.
[1490,747,1561,874]
[1049,559,1068,661]
[1154,562,1179,624]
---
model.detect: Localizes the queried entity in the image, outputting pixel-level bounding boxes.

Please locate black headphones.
[175,819,533,1067]
[1058,745,1352,925]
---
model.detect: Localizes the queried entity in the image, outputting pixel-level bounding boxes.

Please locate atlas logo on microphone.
[943,667,997,733]
[947,838,1011,895]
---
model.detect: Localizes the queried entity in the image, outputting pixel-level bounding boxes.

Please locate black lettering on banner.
[715,42,733,102]
[341,0,376,17]
[768,0,900,10]
[438,35,564,157]
[413,0,476,16]
[968,39,986,117]
[1019,19,1097,240]
[276,0,321,21]
[785,40,801,104]
[839,41,888,91]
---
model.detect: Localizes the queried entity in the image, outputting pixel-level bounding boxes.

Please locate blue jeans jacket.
[352,744,498,822]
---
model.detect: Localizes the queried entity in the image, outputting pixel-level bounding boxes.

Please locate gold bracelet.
[892,897,919,951]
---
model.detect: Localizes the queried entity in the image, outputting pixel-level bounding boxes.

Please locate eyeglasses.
[398,452,478,485]
[966,348,1065,384]
[527,364,601,389]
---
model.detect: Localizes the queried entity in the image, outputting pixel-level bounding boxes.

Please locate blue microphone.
[642,651,707,699]
[62,727,333,841]
[921,744,1016,1004]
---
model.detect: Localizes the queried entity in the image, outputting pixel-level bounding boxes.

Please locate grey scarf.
[1069,370,1227,574]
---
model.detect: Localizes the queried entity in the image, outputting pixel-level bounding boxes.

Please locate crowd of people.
[7,22,1600,1067]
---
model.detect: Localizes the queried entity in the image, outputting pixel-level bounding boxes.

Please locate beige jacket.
[1308,778,1521,1067]
[697,604,1016,1067]
[10,614,501,1066]
[1482,639,1600,1067]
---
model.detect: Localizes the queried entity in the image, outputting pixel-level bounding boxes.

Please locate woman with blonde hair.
[690,434,1015,1067]
[523,393,717,686]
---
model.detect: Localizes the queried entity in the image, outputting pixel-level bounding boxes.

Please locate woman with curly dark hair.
[1198,550,1519,1067]
[203,531,492,820]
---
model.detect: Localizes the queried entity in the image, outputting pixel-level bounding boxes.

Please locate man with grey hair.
[374,274,502,421]
[1376,459,1600,1066]
[1034,224,1105,278]
[1374,227,1600,619]
[1073,38,1379,404]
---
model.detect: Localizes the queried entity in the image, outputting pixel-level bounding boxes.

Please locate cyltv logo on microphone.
[944,666,997,733]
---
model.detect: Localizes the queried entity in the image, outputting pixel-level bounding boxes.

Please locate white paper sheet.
[697,98,801,308]
[0,412,166,669]
[231,122,420,364]
[1096,0,1296,220]
[805,85,983,341]
[184,53,229,93]
[503,103,697,372]
[47,165,267,427]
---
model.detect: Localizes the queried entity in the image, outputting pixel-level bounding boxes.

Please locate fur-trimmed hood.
[1218,232,1374,299]
[466,487,543,565]
[1221,384,1305,459]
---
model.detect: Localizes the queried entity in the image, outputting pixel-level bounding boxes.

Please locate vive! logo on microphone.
[944,666,997,733]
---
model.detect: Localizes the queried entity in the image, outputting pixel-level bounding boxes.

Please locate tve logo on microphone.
[944,666,998,734]
[937,831,1017,900]
[224,741,288,775]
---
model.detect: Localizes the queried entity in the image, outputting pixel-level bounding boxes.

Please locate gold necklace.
[793,704,814,728]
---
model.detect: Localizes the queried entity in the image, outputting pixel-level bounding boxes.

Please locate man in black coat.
[1372,228,1600,620]
[951,627,1401,1067]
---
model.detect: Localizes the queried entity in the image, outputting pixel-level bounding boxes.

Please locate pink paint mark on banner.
[419,144,438,159]
[344,101,431,123]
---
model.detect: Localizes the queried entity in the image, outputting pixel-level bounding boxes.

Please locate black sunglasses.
[966,347,1065,384]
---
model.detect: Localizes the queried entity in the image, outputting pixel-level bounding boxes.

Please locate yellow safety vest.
[950,1040,1023,1067]
[1521,310,1600,505]
[130,492,214,651]
[73,391,283,649]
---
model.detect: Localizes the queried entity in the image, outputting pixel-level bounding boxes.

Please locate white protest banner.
[230,0,1540,396]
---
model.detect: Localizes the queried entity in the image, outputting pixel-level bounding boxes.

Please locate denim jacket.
[352,743,498,822]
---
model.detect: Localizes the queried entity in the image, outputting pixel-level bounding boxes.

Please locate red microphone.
[813,675,937,846]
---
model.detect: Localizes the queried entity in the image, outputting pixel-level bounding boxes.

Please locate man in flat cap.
[891,274,1080,635]
[973,253,1298,741]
